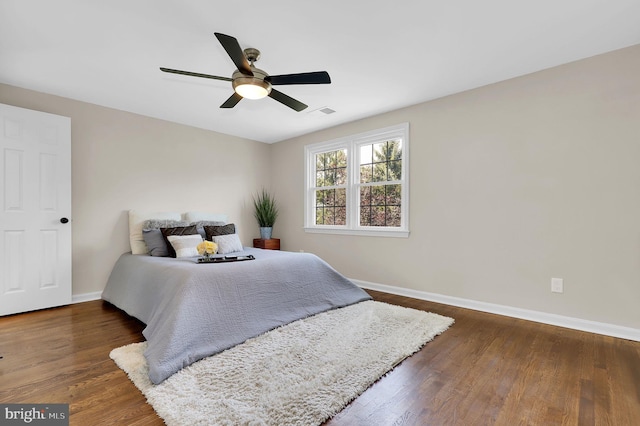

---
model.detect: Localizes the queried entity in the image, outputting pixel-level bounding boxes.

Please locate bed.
[102,246,372,384]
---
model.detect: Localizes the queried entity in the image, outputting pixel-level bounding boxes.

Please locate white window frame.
[304,123,409,237]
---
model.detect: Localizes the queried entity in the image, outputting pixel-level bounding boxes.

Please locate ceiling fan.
[160,33,331,112]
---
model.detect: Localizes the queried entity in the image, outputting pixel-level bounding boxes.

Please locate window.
[314,149,347,225]
[304,123,409,237]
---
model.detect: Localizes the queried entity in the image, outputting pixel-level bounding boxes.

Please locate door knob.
[60,217,69,224]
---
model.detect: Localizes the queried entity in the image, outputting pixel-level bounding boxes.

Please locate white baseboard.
[353,279,640,342]
[71,282,639,342]
[72,291,102,304]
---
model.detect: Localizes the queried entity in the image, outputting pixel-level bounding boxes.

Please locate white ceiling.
[1,1,639,143]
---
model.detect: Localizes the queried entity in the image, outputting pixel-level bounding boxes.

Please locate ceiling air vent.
[308,107,336,117]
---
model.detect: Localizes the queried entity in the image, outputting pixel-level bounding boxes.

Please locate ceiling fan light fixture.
[233,75,271,100]
[235,82,269,99]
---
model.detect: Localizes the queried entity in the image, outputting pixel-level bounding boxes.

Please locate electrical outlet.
[551,278,564,293]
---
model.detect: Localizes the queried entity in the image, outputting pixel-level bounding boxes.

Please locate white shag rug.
[110,300,454,426]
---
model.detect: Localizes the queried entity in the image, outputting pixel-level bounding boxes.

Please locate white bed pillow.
[167,234,203,258]
[129,210,181,254]
[183,211,228,223]
[212,233,243,254]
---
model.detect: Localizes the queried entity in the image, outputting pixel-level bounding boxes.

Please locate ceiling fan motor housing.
[232,67,272,98]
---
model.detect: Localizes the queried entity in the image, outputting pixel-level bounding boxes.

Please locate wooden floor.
[1,291,638,425]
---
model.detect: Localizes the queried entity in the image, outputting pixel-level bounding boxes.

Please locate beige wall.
[271,45,640,329]
[0,84,271,296]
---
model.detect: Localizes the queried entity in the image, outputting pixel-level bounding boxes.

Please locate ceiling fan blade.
[268,89,308,112]
[214,33,253,76]
[160,67,232,82]
[220,92,242,108]
[267,71,331,85]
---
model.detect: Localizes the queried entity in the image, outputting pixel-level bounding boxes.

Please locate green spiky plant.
[252,189,279,227]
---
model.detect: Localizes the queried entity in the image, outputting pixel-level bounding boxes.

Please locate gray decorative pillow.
[141,219,189,256]
[190,220,226,240]
[190,220,226,228]
[142,229,169,257]
[144,219,189,230]
[212,233,243,254]
[204,223,236,241]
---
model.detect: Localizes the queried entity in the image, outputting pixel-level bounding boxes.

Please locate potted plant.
[252,189,279,240]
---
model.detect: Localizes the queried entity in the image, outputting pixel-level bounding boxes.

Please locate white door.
[0,103,72,316]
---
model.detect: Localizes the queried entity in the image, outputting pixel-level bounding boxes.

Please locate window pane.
[316,152,328,171]
[373,142,386,161]
[386,184,401,206]
[371,185,386,205]
[330,151,337,166]
[360,164,372,183]
[315,208,324,225]
[371,206,386,226]
[335,188,346,206]
[324,169,336,186]
[337,150,347,167]
[325,189,335,206]
[359,186,371,205]
[315,171,324,187]
[324,208,335,225]
[335,167,347,185]
[373,163,386,182]
[360,144,372,165]
[360,206,371,226]
[388,159,402,181]
[335,207,346,225]
[386,206,401,227]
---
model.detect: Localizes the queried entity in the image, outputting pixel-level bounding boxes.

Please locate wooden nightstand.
[253,238,280,250]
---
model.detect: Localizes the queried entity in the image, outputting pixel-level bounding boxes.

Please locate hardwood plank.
[0,290,638,425]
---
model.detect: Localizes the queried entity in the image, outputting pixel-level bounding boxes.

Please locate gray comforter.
[102,248,371,384]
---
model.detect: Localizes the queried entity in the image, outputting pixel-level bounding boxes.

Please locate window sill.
[304,227,409,238]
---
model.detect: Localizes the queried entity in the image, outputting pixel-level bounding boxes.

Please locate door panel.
[0,103,71,315]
